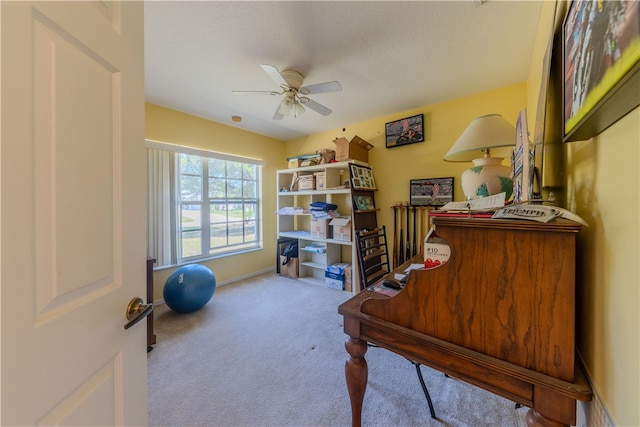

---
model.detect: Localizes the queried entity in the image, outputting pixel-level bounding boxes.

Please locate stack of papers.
[438,193,506,212]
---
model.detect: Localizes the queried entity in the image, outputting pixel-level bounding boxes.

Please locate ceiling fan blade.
[260,64,288,88]
[302,98,333,116]
[232,90,280,95]
[299,81,342,95]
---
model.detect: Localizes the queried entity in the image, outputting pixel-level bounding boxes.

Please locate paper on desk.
[368,283,399,296]
[438,193,506,212]
[492,204,589,226]
[392,264,425,282]
[404,264,424,273]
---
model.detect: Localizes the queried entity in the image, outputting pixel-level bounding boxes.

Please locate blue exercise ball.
[163,264,216,313]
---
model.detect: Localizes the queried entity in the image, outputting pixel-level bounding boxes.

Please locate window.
[178,153,259,260]
[147,141,264,268]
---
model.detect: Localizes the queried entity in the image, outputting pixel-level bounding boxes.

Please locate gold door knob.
[124,297,153,330]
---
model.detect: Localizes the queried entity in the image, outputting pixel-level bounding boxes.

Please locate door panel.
[1,2,146,425]
[33,7,117,320]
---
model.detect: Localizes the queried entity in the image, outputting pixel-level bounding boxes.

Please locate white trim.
[152,266,276,306]
[145,139,266,166]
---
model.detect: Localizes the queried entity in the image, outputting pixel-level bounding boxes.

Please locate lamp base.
[461,157,513,200]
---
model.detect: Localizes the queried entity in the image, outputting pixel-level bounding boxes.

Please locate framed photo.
[385,114,424,148]
[353,195,375,211]
[349,163,376,190]
[562,0,640,142]
[410,177,453,207]
[512,109,534,203]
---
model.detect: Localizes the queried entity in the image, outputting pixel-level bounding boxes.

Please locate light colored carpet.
[148,272,528,427]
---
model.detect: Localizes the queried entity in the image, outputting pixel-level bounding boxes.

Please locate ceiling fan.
[233,64,342,120]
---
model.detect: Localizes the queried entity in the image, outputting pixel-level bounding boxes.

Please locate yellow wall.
[286,83,526,233]
[528,2,639,426]
[568,110,639,426]
[145,103,286,296]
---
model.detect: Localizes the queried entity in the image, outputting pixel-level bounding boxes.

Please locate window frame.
[147,140,265,268]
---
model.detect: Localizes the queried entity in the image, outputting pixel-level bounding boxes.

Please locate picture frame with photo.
[385,114,425,148]
[353,195,375,211]
[409,177,453,206]
[349,164,376,190]
[562,0,640,142]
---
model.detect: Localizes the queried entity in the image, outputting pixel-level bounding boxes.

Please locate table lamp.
[443,114,516,200]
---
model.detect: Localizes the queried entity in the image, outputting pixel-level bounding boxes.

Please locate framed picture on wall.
[385,114,425,148]
[410,177,453,206]
[562,0,640,142]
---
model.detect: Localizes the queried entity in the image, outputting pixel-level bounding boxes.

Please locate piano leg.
[525,382,578,427]
[525,408,566,427]
[345,337,368,427]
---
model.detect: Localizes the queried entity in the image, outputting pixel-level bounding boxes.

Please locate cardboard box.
[287,154,321,169]
[298,175,315,190]
[325,263,350,290]
[315,169,342,190]
[300,157,320,167]
[287,157,302,169]
[316,172,327,191]
[325,277,343,290]
[344,264,353,292]
[310,217,330,238]
[333,135,374,163]
[330,217,351,241]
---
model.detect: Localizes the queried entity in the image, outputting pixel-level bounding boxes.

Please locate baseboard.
[576,354,616,426]
[576,389,615,427]
[153,266,276,306]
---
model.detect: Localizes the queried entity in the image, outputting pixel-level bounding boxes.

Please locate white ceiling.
[144,1,543,141]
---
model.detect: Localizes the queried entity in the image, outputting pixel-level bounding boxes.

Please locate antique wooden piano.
[338,217,592,427]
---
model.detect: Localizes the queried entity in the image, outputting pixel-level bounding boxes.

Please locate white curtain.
[147,148,175,267]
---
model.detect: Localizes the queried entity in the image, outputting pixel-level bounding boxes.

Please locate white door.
[1,2,147,425]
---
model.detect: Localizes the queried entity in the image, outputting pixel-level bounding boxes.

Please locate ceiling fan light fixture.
[276,97,293,116]
[293,101,305,118]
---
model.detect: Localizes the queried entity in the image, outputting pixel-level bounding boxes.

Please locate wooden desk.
[338,217,592,427]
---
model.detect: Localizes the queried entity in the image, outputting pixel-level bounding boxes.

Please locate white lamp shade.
[444,114,516,200]
[292,101,305,118]
[444,114,516,162]
[276,95,305,118]
[276,97,293,116]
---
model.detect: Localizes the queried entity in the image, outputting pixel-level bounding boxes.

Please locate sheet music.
[438,193,506,212]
